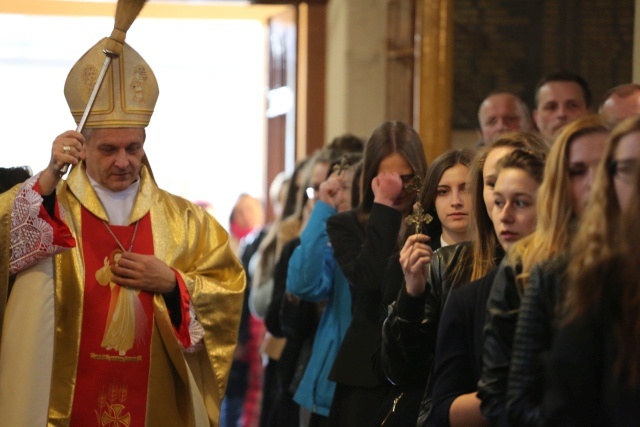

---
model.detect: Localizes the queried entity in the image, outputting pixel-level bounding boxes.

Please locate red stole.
[70,209,154,427]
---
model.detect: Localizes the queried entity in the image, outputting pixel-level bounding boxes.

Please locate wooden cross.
[332,156,350,175]
[405,202,432,235]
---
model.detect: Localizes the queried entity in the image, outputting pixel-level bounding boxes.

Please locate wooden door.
[265,7,297,222]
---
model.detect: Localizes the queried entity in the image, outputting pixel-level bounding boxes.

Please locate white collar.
[86,172,140,226]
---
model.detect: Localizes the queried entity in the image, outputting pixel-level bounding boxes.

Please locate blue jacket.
[286,201,353,416]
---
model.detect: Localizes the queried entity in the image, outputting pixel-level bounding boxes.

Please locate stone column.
[325,0,387,141]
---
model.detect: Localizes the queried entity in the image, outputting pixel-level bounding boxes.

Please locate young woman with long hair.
[478,115,611,427]
[542,157,640,426]
[566,115,640,288]
[325,121,428,426]
[504,115,612,427]
[453,131,548,286]
[417,148,475,250]
[285,153,362,426]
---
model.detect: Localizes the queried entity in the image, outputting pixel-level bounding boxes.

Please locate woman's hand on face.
[372,172,404,209]
[318,175,342,208]
[399,233,433,296]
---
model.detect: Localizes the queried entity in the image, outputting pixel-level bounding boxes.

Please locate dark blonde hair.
[566,115,640,297]
[464,132,548,281]
[495,148,546,185]
[509,115,611,279]
[495,148,547,292]
[565,166,640,386]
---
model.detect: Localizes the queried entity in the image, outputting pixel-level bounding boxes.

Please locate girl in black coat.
[501,115,613,426]
[543,135,640,425]
[326,121,428,427]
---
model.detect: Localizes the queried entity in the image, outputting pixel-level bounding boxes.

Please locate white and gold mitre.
[64,38,159,128]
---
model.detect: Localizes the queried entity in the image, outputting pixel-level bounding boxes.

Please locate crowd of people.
[1,25,639,427]
[222,72,640,427]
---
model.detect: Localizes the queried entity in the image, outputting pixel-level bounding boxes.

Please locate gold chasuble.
[0,164,245,427]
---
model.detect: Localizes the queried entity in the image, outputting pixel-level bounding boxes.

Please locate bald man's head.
[477,92,531,144]
[600,83,640,126]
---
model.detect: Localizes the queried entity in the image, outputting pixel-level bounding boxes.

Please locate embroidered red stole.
[70,209,154,427]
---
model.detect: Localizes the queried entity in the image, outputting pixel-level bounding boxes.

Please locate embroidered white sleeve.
[9,175,70,275]
[183,303,205,353]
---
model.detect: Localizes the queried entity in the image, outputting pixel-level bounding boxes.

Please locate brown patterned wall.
[451,0,634,129]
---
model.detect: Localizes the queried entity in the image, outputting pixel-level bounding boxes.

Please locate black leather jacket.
[541,256,640,426]
[381,242,473,387]
[478,257,524,427]
[506,256,567,427]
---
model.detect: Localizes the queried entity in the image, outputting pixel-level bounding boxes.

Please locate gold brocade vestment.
[0,164,245,427]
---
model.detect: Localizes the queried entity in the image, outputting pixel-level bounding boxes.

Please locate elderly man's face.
[534,81,589,142]
[82,128,146,192]
[478,94,529,143]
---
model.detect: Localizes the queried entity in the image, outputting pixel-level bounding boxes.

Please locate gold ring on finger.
[63,146,71,154]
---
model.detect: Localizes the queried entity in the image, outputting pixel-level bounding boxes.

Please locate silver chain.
[102,220,140,252]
